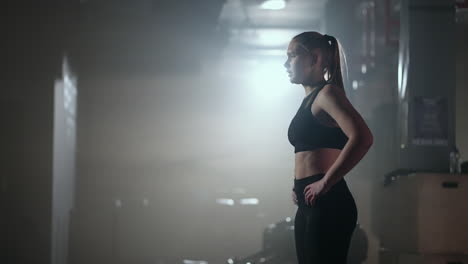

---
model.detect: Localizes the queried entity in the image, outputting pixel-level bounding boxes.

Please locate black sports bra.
[288,82,348,153]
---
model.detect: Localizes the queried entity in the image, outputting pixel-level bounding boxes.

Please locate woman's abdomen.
[294,148,341,179]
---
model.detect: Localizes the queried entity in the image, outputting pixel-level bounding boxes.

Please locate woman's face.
[284,40,316,84]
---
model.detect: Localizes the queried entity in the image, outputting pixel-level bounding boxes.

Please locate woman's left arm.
[318,84,374,190]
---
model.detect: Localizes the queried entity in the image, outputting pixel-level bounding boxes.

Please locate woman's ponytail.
[324,35,347,93]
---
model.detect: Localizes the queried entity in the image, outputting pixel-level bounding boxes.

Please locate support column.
[398,0,456,171]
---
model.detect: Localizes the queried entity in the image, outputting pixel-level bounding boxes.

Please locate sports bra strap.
[303,80,328,109]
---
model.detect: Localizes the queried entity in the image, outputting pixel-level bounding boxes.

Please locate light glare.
[260,0,286,10]
[183,260,208,264]
[361,64,367,74]
[239,198,259,205]
[216,198,235,206]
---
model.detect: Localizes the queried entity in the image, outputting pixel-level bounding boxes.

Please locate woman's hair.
[292,31,347,92]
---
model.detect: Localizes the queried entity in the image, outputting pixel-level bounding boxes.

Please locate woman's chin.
[289,77,300,84]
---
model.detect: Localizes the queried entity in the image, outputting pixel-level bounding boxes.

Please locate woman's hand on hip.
[304,179,329,206]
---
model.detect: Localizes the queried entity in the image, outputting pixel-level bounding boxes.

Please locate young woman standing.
[285,32,373,264]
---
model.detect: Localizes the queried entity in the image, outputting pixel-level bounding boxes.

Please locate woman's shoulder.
[320,82,344,94]
[316,83,346,104]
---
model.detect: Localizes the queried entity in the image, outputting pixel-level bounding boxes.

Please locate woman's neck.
[303,79,326,97]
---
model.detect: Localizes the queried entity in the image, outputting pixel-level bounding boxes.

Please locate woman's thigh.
[294,190,357,263]
[318,209,357,263]
[294,206,322,263]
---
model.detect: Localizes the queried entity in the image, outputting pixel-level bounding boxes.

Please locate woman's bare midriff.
[294,148,342,179]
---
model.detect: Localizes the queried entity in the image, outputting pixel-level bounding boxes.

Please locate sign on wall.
[411,96,448,146]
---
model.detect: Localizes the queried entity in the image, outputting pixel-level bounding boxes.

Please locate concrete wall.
[2,2,77,264]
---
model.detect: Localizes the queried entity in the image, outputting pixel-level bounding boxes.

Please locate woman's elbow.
[362,130,373,148]
[349,130,373,149]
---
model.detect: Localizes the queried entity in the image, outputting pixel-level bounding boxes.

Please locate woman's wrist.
[321,176,334,191]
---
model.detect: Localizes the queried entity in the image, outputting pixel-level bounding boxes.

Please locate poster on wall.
[411,96,448,146]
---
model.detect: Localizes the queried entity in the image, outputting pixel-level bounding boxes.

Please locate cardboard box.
[378,173,468,254]
[379,250,468,264]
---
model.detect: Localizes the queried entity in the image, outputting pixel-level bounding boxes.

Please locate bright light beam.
[247,59,290,106]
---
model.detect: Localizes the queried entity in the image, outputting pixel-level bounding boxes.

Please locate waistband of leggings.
[293,173,346,192]
[294,173,326,185]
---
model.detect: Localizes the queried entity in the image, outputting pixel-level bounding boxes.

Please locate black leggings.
[293,173,357,264]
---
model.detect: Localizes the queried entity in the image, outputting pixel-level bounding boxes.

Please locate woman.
[285,31,373,263]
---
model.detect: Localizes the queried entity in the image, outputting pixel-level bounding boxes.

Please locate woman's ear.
[310,48,321,67]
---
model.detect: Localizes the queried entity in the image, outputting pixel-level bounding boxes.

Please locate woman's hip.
[293,173,356,211]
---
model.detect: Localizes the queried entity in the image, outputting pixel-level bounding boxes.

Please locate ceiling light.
[260,0,286,10]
